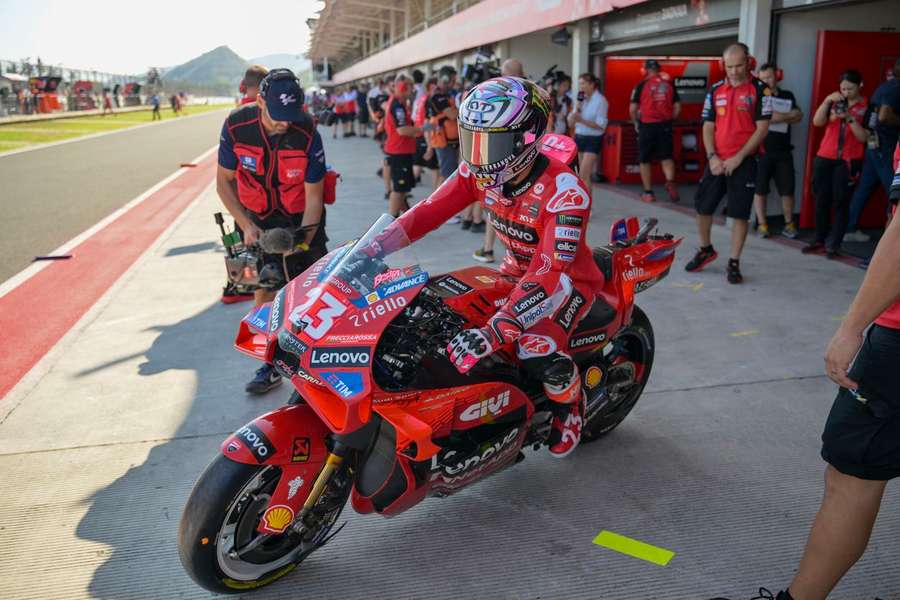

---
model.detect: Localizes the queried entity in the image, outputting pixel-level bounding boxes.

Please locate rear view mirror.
[609,216,641,244]
[609,216,658,245]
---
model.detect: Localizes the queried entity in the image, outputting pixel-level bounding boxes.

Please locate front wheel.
[178,454,351,594]
[581,305,655,442]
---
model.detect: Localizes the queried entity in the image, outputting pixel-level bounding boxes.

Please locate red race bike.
[179,213,681,593]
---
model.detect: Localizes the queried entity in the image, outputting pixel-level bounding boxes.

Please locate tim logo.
[280,93,296,106]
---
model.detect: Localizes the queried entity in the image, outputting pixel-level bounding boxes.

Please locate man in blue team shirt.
[845,58,900,241]
[217,69,328,394]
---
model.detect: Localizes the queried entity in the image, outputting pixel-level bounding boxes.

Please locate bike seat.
[592,245,616,282]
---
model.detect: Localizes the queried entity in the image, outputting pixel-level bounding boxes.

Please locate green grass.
[0,104,231,152]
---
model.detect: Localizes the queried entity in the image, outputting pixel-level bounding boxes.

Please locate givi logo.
[460,391,511,422]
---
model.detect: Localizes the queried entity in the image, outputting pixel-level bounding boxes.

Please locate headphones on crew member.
[259,68,305,105]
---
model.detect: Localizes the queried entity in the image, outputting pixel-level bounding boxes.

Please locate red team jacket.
[702,77,772,160]
[874,143,900,330]
[631,74,679,123]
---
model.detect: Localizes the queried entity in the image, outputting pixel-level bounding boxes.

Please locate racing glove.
[446,315,524,374]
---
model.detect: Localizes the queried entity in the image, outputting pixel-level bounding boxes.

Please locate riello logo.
[460,391,511,422]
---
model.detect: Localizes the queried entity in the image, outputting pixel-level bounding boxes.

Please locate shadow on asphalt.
[74,298,290,599]
[164,241,219,257]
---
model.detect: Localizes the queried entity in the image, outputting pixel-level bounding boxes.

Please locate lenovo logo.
[309,346,371,368]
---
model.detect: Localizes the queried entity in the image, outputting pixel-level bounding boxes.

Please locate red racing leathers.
[388,153,604,363]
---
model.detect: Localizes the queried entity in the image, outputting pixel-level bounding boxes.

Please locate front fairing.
[264,215,429,431]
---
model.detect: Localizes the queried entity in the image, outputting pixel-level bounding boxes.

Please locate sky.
[0,0,325,74]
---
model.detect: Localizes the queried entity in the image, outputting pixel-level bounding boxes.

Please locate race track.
[0,109,230,283]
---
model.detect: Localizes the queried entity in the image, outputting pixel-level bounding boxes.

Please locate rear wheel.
[178,454,352,594]
[581,305,654,442]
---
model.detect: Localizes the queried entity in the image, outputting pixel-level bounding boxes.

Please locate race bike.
[179,213,681,593]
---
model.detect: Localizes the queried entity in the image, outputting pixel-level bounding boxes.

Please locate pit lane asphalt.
[0,109,229,283]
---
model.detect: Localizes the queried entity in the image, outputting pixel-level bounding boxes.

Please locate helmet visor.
[459,128,524,169]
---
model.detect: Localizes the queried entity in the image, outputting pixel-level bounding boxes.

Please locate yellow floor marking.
[831,314,846,321]
[592,530,675,566]
[730,329,759,337]
[671,282,704,292]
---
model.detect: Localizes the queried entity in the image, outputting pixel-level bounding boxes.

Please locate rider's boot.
[545,374,585,459]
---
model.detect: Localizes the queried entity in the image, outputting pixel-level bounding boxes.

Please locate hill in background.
[163,46,248,96]
[160,47,313,96]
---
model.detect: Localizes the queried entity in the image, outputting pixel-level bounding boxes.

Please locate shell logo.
[262,505,295,533]
[585,366,603,389]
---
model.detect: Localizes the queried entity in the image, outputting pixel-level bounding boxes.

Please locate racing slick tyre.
[581,305,654,442]
[178,454,351,594]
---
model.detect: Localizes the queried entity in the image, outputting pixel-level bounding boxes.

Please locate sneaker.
[548,392,585,458]
[685,246,718,272]
[245,364,282,395]
[664,180,680,202]
[781,222,798,239]
[221,282,254,305]
[707,588,791,600]
[471,221,486,233]
[461,219,473,230]
[757,223,770,238]
[843,230,870,243]
[640,191,656,203]
[801,241,825,254]
[826,248,841,260]
[726,259,743,284]
[473,248,494,263]
[448,216,462,225]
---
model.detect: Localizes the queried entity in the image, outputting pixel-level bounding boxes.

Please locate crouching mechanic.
[373,77,605,457]
[217,69,329,394]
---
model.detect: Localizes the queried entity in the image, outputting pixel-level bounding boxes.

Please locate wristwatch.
[706,152,718,160]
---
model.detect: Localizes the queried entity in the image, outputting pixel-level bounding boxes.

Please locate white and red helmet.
[457,77,551,190]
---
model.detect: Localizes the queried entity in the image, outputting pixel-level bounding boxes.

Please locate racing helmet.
[457,77,551,190]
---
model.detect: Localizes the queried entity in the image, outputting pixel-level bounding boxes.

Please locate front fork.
[293,448,347,534]
[289,420,378,536]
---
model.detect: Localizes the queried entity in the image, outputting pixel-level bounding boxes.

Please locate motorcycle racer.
[374,77,605,457]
